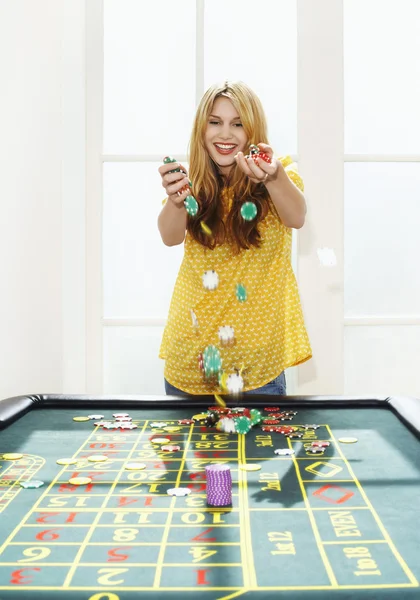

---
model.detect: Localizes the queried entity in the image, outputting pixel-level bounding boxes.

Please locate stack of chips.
[205,464,232,506]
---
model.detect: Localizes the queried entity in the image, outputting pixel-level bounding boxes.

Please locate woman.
[157,80,312,396]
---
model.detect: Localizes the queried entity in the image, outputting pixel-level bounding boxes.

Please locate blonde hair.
[187,81,272,252]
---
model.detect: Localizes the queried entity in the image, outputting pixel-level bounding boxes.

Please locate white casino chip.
[167,488,191,497]
[274,449,295,456]
[150,422,168,428]
[202,270,219,290]
[226,373,244,394]
[88,414,104,420]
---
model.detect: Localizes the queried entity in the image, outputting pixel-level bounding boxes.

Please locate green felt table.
[0,393,420,600]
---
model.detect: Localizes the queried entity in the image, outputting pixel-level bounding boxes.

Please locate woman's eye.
[234,123,243,127]
[209,121,219,125]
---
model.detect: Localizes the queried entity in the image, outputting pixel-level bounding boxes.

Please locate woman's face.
[204,96,248,176]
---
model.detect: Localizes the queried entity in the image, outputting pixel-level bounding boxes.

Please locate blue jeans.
[164,372,286,396]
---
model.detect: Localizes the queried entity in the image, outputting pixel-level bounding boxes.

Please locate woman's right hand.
[158,161,191,207]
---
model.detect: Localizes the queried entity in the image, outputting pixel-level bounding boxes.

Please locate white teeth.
[215,144,236,149]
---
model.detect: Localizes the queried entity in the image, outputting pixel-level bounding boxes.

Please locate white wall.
[0,1,86,399]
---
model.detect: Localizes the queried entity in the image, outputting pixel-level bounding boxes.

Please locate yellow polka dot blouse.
[159,156,312,394]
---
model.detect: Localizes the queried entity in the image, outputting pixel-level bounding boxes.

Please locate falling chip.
[317,247,337,267]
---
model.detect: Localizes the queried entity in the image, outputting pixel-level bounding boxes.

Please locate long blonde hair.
[187,81,272,252]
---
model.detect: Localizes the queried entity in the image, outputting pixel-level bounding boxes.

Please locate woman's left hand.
[235,143,279,184]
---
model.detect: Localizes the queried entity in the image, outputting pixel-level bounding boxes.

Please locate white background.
[1,0,419,399]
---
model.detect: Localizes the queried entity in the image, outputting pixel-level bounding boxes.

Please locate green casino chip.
[184,195,199,216]
[234,416,252,435]
[250,409,263,425]
[240,201,257,221]
[236,283,247,302]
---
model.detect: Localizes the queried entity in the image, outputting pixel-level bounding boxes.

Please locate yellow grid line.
[153,421,194,588]
[326,425,419,586]
[62,420,148,587]
[289,436,339,586]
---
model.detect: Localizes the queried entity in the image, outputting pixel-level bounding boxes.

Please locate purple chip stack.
[205,464,232,506]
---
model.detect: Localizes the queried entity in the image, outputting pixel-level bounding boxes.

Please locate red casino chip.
[264,407,280,412]
[261,425,278,432]
[178,419,193,425]
[208,406,229,414]
[273,426,296,434]
[262,419,280,425]
[311,441,330,448]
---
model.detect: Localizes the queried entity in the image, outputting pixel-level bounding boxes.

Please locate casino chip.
[311,441,330,448]
[234,416,252,435]
[113,413,130,417]
[124,462,146,470]
[88,414,104,420]
[119,423,137,429]
[167,488,191,496]
[214,394,226,408]
[151,438,170,444]
[68,477,92,486]
[338,437,358,443]
[262,419,280,425]
[192,413,208,423]
[264,407,280,412]
[19,480,44,488]
[178,419,193,425]
[56,458,78,465]
[308,448,325,455]
[274,426,296,434]
[150,422,168,428]
[250,409,263,425]
[161,445,181,452]
[202,270,219,290]
[87,455,109,462]
[286,432,303,439]
[274,449,295,456]
[73,416,90,422]
[2,453,23,460]
[164,426,181,432]
[239,464,261,471]
[303,424,320,430]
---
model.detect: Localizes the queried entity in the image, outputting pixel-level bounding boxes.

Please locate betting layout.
[0,405,418,598]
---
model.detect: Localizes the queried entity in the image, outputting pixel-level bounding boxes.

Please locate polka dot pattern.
[159,156,312,394]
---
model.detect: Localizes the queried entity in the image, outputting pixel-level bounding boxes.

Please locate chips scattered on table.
[239,464,261,471]
[56,458,78,465]
[19,480,44,489]
[68,477,92,486]
[167,488,191,497]
[87,455,109,463]
[338,437,358,444]
[124,462,147,470]
[73,416,90,422]
[2,453,23,460]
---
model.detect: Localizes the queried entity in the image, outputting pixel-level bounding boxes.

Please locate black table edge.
[1,393,420,438]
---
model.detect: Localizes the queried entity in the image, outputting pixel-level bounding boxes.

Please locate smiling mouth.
[214,143,237,155]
